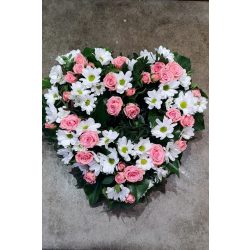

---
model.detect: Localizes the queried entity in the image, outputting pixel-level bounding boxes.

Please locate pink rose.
[44,123,56,129]
[83,171,96,184]
[106,96,123,116]
[166,108,182,122]
[125,193,136,204]
[74,53,88,66]
[60,114,80,131]
[75,151,94,165]
[149,144,165,166]
[117,162,126,171]
[192,89,201,97]
[124,166,145,183]
[63,91,71,102]
[180,115,195,127]
[87,62,95,68]
[80,131,99,148]
[73,63,84,74]
[141,72,151,84]
[103,72,117,91]
[124,103,140,119]
[126,88,136,96]
[151,62,165,74]
[151,73,161,82]
[166,62,183,80]
[65,71,77,83]
[115,172,126,184]
[159,67,174,83]
[112,56,128,69]
[175,140,187,152]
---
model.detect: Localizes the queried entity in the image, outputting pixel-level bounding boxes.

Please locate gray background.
[42,0,208,249]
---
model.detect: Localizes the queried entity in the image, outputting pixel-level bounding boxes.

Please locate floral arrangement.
[42,46,208,208]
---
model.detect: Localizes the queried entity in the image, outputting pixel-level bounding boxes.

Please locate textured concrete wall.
[42,1,208,249]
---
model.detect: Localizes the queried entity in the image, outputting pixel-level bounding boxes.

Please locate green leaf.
[174,53,191,72]
[102,175,115,185]
[148,110,163,128]
[166,160,180,177]
[128,178,150,201]
[200,89,209,99]
[190,82,198,89]
[84,181,102,206]
[42,78,51,90]
[193,112,205,131]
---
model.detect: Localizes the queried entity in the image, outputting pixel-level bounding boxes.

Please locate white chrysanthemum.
[165,142,181,163]
[155,46,174,62]
[181,127,194,140]
[89,160,102,176]
[44,86,61,104]
[55,107,70,123]
[91,82,105,96]
[179,69,191,90]
[72,140,85,152]
[81,66,102,87]
[45,104,57,123]
[151,117,177,140]
[136,154,153,171]
[115,71,133,94]
[98,130,119,147]
[80,94,97,115]
[144,90,163,109]
[94,48,113,65]
[139,49,156,64]
[158,80,180,99]
[99,148,119,174]
[165,97,174,110]
[56,130,78,147]
[127,59,137,71]
[56,49,80,65]
[174,91,195,115]
[57,148,73,164]
[106,184,130,202]
[76,118,101,136]
[117,136,134,162]
[193,96,208,113]
[49,65,65,85]
[71,81,91,96]
[153,166,169,182]
[133,138,151,156]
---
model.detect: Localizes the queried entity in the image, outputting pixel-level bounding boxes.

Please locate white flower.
[56,49,80,65]
[55,107,70,123]
[106,184,130,202]
[174,91,195,115]
[81,66,102,87]
[153,166,169,182]
[144,90,163,109]
[165,97,174,110]
[117,136,134,162]
[91,82,105,96]
[89,160,102,176]
[57,148,73,164]
[99,148,119,174]
[179,69,191,90]
[72,140,85,152]
[139,49,156,64]
[56,130,78,147]
[151,117,177,140]
[115,71,133,94]
[80,94,97,115]
[76,118,101,136]
[193,96,208,113]
[94,48,112,65]
[45,104,57,123]
[98,130,119,147]
[44,86,61,104]
[49,65,65,85]
[158,80,180,99]
[71,81,91,96]
[165,142,181,163]
[136,155,153,171]
[133,138,151,156]
[127,59,137,71]
[181,127,194,140]
[156,46,174,62]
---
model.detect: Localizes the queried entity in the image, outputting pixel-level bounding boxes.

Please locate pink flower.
[166,62,183,80]
[73,63,84,74]
[124,103,140,119]
[125,193,136,204]
[180,115,195,127]
[192,89,201,97]
[166,108,182,122]
[65,71,77,83]
[106,96,123,116]
[149,144,165,166]
[63,91,71,102]
[151,73,161,82]
[87,62,95,68]
[103,72,117,91]
[117,162,126,171]
[124,166,145,183]
[115,172,126,184]
[44,123,56,129]
[112,56,128,69]
[74,53,88,66]
[141,72,151,84]
[159,67,174,83]
[175,140,187,152]
[75,151,94,165]
[60,114,80,131]
[83,171,96,184]
[151,62,165,74]
[80,131,99,148]
[126,88,136,96]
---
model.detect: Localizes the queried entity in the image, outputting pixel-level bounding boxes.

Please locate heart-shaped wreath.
[42,46,208,208]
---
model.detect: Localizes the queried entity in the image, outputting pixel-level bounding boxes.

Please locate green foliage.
[102,175,115,185]
[132,57,150,88]
[166,159,180,177]
[84,181,102,206]
[193,113,205,131]
[82,47,102,68]
[148,109,164,128]
[174,52,191,72]
[42,78,51,90]
[127,178,151,201]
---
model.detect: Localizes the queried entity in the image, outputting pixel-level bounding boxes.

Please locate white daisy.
[139,49,156,64]
[57,148,73,164]
[98,130,119,147]
[106,184,130,202]
[117,136,134,162]
[179,69,191,90]
[151,117,177,140]
[181,127,195,140]
[89,160,102,176]
[72,140,85,152]
[153,166,169,182]
[133,138,151,156]
[99,148,119,174]
[55,107,70,123]
[71,81,91,96]
[165,97,174,110]
[94,48,113,65]
[45,104,57,123]
[193,96,208,113]
[81,66,102,87]
[127,59,137,71]
[76,118,101,136]
[136,154,153,171]
[91,82,105,96]
[49,65,65,85]
[44,86,61,104]
[115,71,133,94]
[144,90,163,109]
[80,94,97,115]
[165,142,181,163]
[174,91,195,115]
[56,130,78,147]
[158,80,180,99]
[56,49,80,65]
[155,46,174,62]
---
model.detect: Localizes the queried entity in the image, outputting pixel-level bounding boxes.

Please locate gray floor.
[42,1,209,249]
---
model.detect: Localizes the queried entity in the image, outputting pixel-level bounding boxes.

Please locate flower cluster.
[43,46,208,207]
